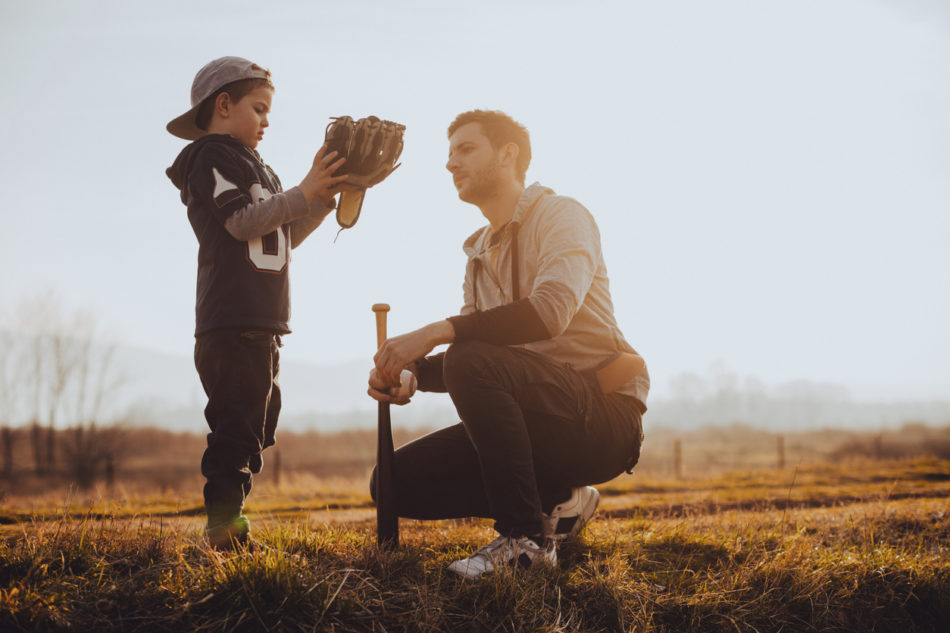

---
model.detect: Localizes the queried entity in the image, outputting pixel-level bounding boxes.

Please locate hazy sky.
[1,0,948,402]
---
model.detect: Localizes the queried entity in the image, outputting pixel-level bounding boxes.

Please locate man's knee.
[443,340,502,391]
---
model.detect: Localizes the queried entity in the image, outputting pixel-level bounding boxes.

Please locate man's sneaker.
[542,486,600,542]
[447,535,556,579]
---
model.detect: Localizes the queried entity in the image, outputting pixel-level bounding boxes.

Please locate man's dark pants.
[195,329,281,527]
[371,340,644,538]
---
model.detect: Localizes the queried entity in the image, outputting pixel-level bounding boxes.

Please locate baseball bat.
[373,303,398,548]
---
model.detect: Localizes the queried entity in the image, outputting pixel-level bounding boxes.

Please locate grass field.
[1,452,948,632]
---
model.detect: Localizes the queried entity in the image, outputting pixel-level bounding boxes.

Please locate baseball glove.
[325,116,405,229]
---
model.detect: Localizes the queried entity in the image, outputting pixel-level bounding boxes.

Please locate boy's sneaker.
[447,535,556,579]
[207,515,255,551]
[206,516,291,558]
[542,486,600,542]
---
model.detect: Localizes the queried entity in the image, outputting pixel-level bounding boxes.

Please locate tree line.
[0,292,124,489]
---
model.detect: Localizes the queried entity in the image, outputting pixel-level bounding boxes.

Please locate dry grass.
[1,457,948,631]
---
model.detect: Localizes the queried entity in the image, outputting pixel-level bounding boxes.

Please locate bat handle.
[373,303,390,349]
[372,302,398,548]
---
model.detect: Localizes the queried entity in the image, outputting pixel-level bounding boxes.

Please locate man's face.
[223,85,272,149]
[446,122,504,205]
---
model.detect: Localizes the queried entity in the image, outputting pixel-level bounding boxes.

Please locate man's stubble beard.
[457,156,504,206]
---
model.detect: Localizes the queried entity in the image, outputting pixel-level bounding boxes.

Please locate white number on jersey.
[246,182,288,273]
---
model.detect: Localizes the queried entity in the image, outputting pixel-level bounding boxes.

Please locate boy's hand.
[332,182,364,195]
[299,144,349,203]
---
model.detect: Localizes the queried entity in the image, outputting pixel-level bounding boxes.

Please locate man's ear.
[500,141,519,170]
[214,92,232,119]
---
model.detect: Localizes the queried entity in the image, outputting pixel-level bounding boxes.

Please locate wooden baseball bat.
[373,303,398,548]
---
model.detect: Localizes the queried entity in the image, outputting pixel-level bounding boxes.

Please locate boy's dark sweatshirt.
[168,134,328,336]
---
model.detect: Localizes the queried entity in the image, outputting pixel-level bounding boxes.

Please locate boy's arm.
[193,142,346,242]
[223,186,316,241]
[289,196,336,248]
[189,143,312,240]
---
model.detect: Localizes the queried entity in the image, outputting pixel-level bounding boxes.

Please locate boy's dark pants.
[370,341,644,538]
[195,329,281,527]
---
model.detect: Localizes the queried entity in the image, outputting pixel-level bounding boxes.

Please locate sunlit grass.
[1,457,948,631]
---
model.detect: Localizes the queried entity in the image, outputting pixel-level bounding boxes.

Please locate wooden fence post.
[104,452,115,489]
[777,435,786,470]
[1,427,13,478]
[872,434,883,460]
[45,424,55,474]
[673,439,682,479]
[31,422,44,476]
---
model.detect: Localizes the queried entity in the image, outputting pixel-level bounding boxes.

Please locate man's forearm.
[447,298,550,345]
[408,302,549,392]
[375,320,455,385]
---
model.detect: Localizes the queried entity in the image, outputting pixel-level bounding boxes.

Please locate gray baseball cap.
[166,56,271,140]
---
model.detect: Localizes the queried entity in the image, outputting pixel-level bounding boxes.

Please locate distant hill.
[114,345,378,414]
[9,339,947,433]
[112,344,457,432]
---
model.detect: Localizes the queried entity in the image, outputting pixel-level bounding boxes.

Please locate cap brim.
[166,104,204,140]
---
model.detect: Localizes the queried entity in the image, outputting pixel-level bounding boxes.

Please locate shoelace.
[470,536,510,562]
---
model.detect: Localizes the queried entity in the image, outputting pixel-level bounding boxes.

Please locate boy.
[166,56,347,549]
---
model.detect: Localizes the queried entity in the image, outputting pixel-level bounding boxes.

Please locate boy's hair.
[448,110,531,184]
[167,57,272,140]
[196,74,275,131]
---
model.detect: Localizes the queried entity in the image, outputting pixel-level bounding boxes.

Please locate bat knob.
[372,303,390,313]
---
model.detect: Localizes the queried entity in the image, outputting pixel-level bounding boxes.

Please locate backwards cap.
[166,56,271,140]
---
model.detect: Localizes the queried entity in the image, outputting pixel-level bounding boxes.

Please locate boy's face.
[221,85,273,149]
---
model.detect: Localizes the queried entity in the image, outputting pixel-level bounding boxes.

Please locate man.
[368,109,649,579]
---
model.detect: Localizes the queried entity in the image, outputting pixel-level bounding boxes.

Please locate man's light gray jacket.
[460,182,650,405]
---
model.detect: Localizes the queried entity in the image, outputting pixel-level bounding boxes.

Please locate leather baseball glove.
[325,116,405,229]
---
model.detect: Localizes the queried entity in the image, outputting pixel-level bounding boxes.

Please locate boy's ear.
[214,92,232,119]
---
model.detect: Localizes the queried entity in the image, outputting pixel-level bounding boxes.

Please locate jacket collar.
[462,182,554,255]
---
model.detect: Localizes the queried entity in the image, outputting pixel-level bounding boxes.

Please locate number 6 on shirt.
[247,228,288,272]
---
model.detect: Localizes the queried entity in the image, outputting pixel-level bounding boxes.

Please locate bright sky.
[1,0,948,402]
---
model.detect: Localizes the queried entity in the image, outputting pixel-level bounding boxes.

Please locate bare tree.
[60,330,126,490]
[0,318,28,477]
[4,291,127,487]
[0,331,12,477]
[13,292,60,475]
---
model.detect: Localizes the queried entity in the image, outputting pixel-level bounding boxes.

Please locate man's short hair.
[196,74,274,132]
[448,110,531,184]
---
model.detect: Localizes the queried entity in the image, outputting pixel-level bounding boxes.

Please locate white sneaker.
[542,486,600,542]
[447,535,557,579]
